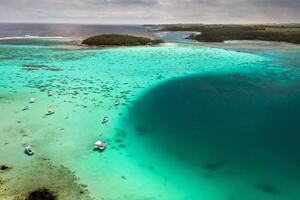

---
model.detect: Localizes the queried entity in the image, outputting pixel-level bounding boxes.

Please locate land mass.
[82,34,163,46]
[158,24,300,44]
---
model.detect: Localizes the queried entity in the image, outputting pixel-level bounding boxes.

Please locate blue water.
[0,23,149,37]
[129,73,300,165]
[126,50,300,200]
[1,24,300,200]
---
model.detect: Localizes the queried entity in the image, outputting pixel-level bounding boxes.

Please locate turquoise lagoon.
[0,39,300,200]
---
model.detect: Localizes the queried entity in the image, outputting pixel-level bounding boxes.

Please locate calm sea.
[0,23,149,37]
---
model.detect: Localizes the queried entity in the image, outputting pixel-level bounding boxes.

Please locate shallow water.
[1,38,300,200]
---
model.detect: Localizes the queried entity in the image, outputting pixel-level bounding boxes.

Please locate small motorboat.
[48,90,54,96]
[46,109,55,115]
[94,141,107,151]
[22,106,29,111]
[102,117,109,124]
[30,97,35,103]
[114,100,121,106]
[24,146,34,155]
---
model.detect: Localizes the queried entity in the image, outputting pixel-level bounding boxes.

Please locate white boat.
[114,100,121,106]
[94,141,107,151]
[48,90,54,96]
[46,109,55,115]
[30,97,35,103]
[102,117,109,124]
[25,146,34,155]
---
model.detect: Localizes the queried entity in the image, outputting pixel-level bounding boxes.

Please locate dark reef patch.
[22,65,63,72]
[203,160,227,171]
[0,164,11,171]
[255,182,280,195]
[26,188,56,200]
[0,158,93,200]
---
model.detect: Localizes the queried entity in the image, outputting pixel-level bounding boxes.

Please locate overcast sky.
[0,0,299,24]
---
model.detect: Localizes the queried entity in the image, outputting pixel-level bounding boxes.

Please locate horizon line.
[0,21,300,26]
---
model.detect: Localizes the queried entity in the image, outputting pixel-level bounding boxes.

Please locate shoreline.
[158,24,300,44]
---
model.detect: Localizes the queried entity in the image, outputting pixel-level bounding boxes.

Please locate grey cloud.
[101,0,158,5]
[253,0,300,8]
[0,0,299,24]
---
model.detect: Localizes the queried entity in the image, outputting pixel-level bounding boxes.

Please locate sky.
[0,0,299,24]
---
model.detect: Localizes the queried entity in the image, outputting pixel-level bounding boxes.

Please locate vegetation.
[82,34,163,46]
[160,24,300,44]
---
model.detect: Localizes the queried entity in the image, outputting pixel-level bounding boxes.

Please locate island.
[82,34,164,46]
[158,24,300,44]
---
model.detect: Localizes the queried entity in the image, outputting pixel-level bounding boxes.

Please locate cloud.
[0,0,299,24]
[102,0,158,5]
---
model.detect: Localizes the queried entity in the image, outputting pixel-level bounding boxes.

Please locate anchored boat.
[30,97,35,103]
[24,146,34,155]
[94,141,107,151]
[102,116,109,124]
[48,90,54,96]
[46,109,55,115]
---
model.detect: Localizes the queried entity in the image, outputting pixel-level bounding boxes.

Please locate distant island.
[159,24,300,44]
[82,34,164,46]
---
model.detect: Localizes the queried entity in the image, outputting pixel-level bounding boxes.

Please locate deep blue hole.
[129,74,300,171]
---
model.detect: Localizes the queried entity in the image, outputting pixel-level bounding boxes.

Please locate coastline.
[157,24,300,44]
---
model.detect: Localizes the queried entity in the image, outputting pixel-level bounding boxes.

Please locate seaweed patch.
[255,182,280,195]
[203,160,227,171]
[22,65,63,72]
[25,188,56,200]
[0,158,93,200]
[0,164,11,171]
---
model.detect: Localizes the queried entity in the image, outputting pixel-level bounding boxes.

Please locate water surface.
[1,34,300,200]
